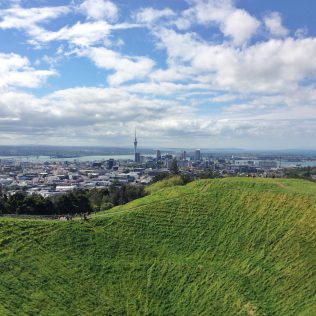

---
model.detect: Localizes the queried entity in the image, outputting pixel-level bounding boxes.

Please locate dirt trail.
[274,181,289,190]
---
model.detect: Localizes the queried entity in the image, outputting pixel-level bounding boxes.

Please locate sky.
[0,0,315,149]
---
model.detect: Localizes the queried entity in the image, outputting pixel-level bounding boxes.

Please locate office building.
[156,149,161,161]
[194,149,201,161]
[135,152,141,163]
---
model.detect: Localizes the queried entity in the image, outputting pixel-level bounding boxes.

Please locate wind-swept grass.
[145,175,184,194]
[0,178,315,315]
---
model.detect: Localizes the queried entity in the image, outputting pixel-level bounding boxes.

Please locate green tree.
[170,158,179,175]
[55,194,74,214]
[180,174,194,185]
[152,172,170,183]
[199,168,219,179]
[100,202,114,211]
[74,192,92,213]
[8,192,26,214]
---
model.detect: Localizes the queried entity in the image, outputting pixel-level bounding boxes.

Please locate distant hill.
[0,178,315,315]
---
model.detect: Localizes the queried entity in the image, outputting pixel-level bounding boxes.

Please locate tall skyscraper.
[106,159,115,169]
[135,152,141,163]
[194,149,201,161]
[134,128,138,162]
[156,149,161,161]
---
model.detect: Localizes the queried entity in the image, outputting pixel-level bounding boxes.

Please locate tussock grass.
[1,178,316,315]
[145,175,183,195]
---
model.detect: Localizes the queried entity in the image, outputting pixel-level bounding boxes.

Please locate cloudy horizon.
[0,0,315,149]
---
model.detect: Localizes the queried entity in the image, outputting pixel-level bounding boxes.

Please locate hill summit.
[1,178,315,315]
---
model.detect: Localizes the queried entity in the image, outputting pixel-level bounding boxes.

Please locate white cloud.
[79,0,118,22]
[175,0,260,45]
[47,87,184,118]
[264,12,289,37]
[231,38,316,92]
[295,27,308,39]
[26,20,139,47]
[155,28,316,93]
[154,28,199,63]
[0,87,195,144]
[0,3,131,48]
[0,0,315,148]
[222,9,260,45]
[210,94,239,102]
[150,66,195,82]
[0,84,315,148]
[136,7,175,24]
[224,87,316,120]
[185,0,233,25]
[34,21,112,47]
[126,82,208,96]
[81,47,155,85]
[0,53,56,88]
[0,4,69,34]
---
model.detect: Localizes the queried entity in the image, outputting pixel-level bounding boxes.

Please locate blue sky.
[0,0,315,149]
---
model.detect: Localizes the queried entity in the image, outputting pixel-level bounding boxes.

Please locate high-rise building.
[194,149,201,161]
[106,159,115,169]
[182,150,187,161]
[135,152,141,163]
[258,160,278,169]
[156,149,161,161]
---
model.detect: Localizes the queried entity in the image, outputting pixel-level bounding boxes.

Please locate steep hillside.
[0,178,315,315]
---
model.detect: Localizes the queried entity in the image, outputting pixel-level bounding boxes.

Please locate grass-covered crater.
[1,177,315,315]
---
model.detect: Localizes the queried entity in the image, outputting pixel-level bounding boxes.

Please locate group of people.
[58,212,91,221]
[79,212,91,220]
[58,215,73,221]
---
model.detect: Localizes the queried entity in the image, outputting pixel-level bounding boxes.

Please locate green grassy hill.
[1,178,316,315]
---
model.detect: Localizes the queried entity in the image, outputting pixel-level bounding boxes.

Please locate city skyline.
[0,0,316,149]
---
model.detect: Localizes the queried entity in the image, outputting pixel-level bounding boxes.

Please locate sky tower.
[134,128,137,154]
[134,128,140,162]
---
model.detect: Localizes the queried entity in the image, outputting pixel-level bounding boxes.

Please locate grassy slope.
[0,178,315,315]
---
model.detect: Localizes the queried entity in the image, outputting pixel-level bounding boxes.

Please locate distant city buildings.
[135,152,141,163]
[258,160,278,169]
[194,149,201,161]
[156,150,161,161]
[106,159,115,169]
[0,136,312,198]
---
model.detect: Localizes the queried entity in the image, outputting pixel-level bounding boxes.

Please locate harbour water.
[0,154,152,163]
[0,155,316,167]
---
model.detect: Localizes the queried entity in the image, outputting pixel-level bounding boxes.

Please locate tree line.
[0,184,146,215]
[284,166,316,182]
